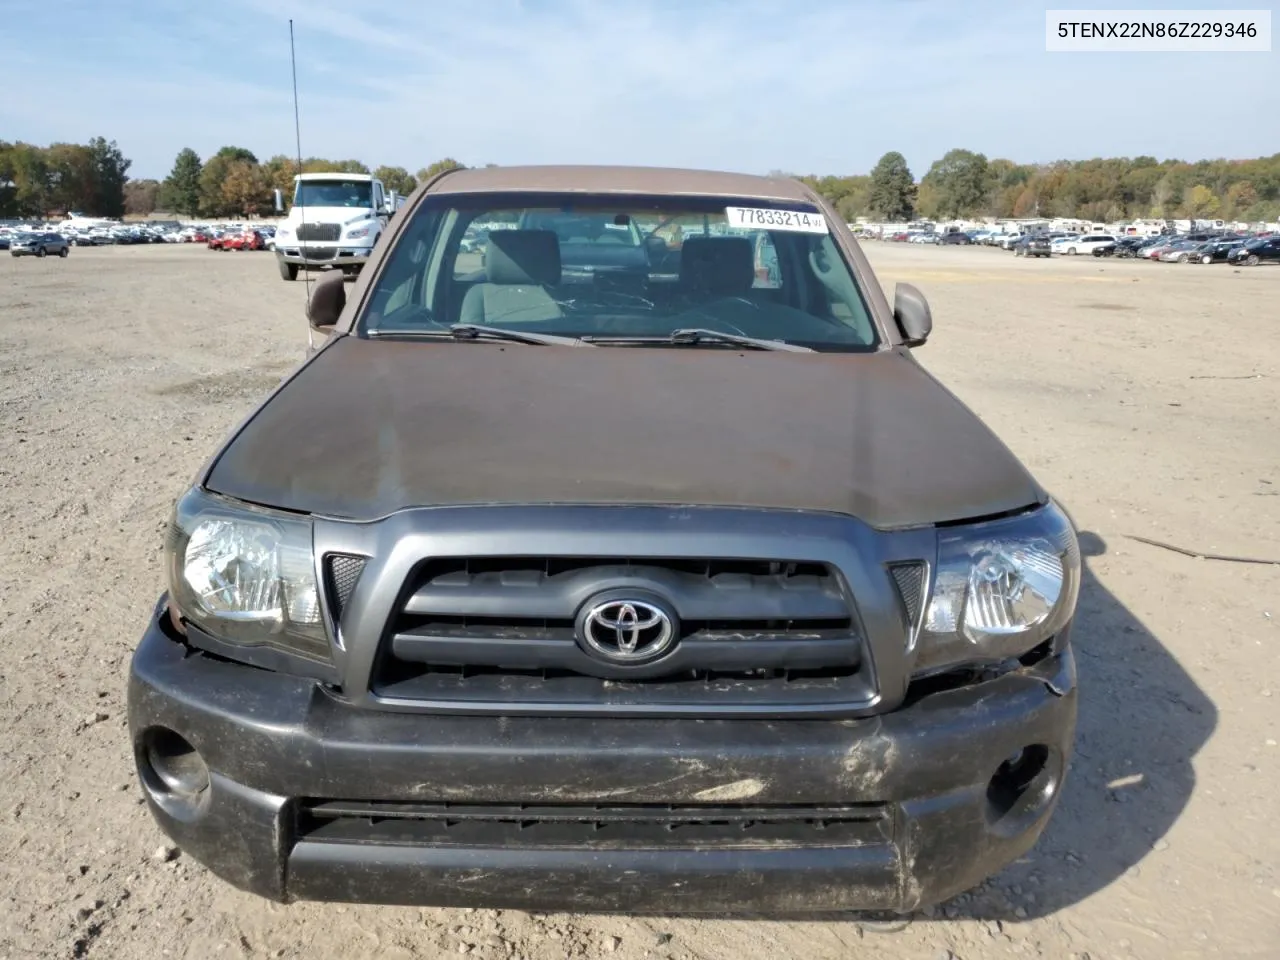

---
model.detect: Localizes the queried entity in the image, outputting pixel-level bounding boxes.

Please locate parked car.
[1157,240,1202,263]
[9,232,70,258]
[221,229,268,252]
[130,163,1082,918]
[1012,234,1051,258]
[1227,236,1280,266]
[1111,237,1150,258]
[939,231,972,245]
[996,232,1023,250]
[1054,234,1116,256]
[1192,238,1245,264]
[1090,240,1117,257]
[1139,237,1180,260]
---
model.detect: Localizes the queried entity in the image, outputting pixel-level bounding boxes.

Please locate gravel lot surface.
[1,242,1277,959]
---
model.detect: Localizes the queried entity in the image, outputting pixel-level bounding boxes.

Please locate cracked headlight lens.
[916,502,1080,675]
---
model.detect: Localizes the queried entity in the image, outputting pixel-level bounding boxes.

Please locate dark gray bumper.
[128,602,1077,914]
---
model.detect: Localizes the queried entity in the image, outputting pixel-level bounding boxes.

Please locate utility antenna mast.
[289,19,312,308]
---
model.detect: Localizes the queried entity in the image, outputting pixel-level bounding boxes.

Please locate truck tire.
[279,260,298,281]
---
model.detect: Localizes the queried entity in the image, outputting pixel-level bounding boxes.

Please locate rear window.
[360,191,880,351]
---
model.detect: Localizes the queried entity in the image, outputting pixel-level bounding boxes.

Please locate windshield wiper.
[667,328,814,352]
[449,324,593,346]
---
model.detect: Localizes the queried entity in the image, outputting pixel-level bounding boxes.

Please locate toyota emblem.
[578,598,676,663]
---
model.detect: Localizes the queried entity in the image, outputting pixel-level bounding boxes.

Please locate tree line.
[802,149,1280,225]
[151,148,472,219]
[0,140,468,219]
[6,138,1280,225]
[0,138,132,218]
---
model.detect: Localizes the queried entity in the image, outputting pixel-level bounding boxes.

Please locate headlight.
[165,487,330,664]
[346,225,371,238]
[913,502,1080,676]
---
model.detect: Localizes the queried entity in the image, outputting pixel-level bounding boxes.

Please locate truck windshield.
[293,179,373,208]
[359,192,881,352]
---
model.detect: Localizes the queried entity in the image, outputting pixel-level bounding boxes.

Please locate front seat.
[460,229,563,325]
[678,235,755,301]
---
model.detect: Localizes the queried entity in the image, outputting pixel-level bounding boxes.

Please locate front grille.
[371,556,872,714]
[296,222,341,242]
[296,800,892,850]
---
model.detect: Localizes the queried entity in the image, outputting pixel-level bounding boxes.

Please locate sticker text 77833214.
[725,207,829,234]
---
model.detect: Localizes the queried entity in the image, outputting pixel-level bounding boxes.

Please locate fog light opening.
[986,743,1054,825]
[138,727,210,817]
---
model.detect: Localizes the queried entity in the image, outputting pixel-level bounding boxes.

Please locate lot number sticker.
[725,207,828,234]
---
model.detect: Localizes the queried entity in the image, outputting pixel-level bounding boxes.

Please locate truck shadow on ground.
[918,528,1218,923]
[623,530,1217,926]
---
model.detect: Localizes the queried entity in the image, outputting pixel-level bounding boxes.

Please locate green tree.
[1225,181,1257,219]
[198,146,257,217]
[214,146,258,165]
[373,165,416,195]
[415,158,467,182]
[1182,184,1220,219]
[867,151,916,220]
[160,148,203,217]
[44,143,97,214]
[7,143,49,216]
[914,179,941,219]
[0,142,15,217]
[87,137,131,217]
[921,149,990,218]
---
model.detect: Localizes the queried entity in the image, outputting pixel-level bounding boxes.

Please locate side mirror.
[893,282,932,347]
[307,270,347,329]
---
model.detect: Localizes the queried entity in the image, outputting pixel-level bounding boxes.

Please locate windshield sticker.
[725,207,828,234]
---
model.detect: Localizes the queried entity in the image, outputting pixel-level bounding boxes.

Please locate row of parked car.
[1004,230,1280,265]
[873,225,1280,265]
[1096,232,1280,264]
[0,219,284,258]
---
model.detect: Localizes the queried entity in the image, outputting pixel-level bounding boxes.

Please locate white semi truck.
[272,172,405,281]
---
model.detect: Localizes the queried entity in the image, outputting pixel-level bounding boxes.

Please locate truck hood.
[204,337,1045,529]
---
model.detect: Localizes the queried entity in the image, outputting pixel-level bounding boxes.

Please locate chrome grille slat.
[296,222,341,242]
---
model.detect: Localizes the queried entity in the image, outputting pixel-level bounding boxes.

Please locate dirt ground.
[1,242,1277,960]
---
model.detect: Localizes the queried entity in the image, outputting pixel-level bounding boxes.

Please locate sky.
[0,0,1275,180]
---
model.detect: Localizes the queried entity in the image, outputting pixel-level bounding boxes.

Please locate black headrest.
[485,229,561,286]
[680,236,754,296]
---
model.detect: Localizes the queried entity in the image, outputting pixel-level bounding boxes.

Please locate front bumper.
[275,245,371,269]
[129,601,1077,914]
